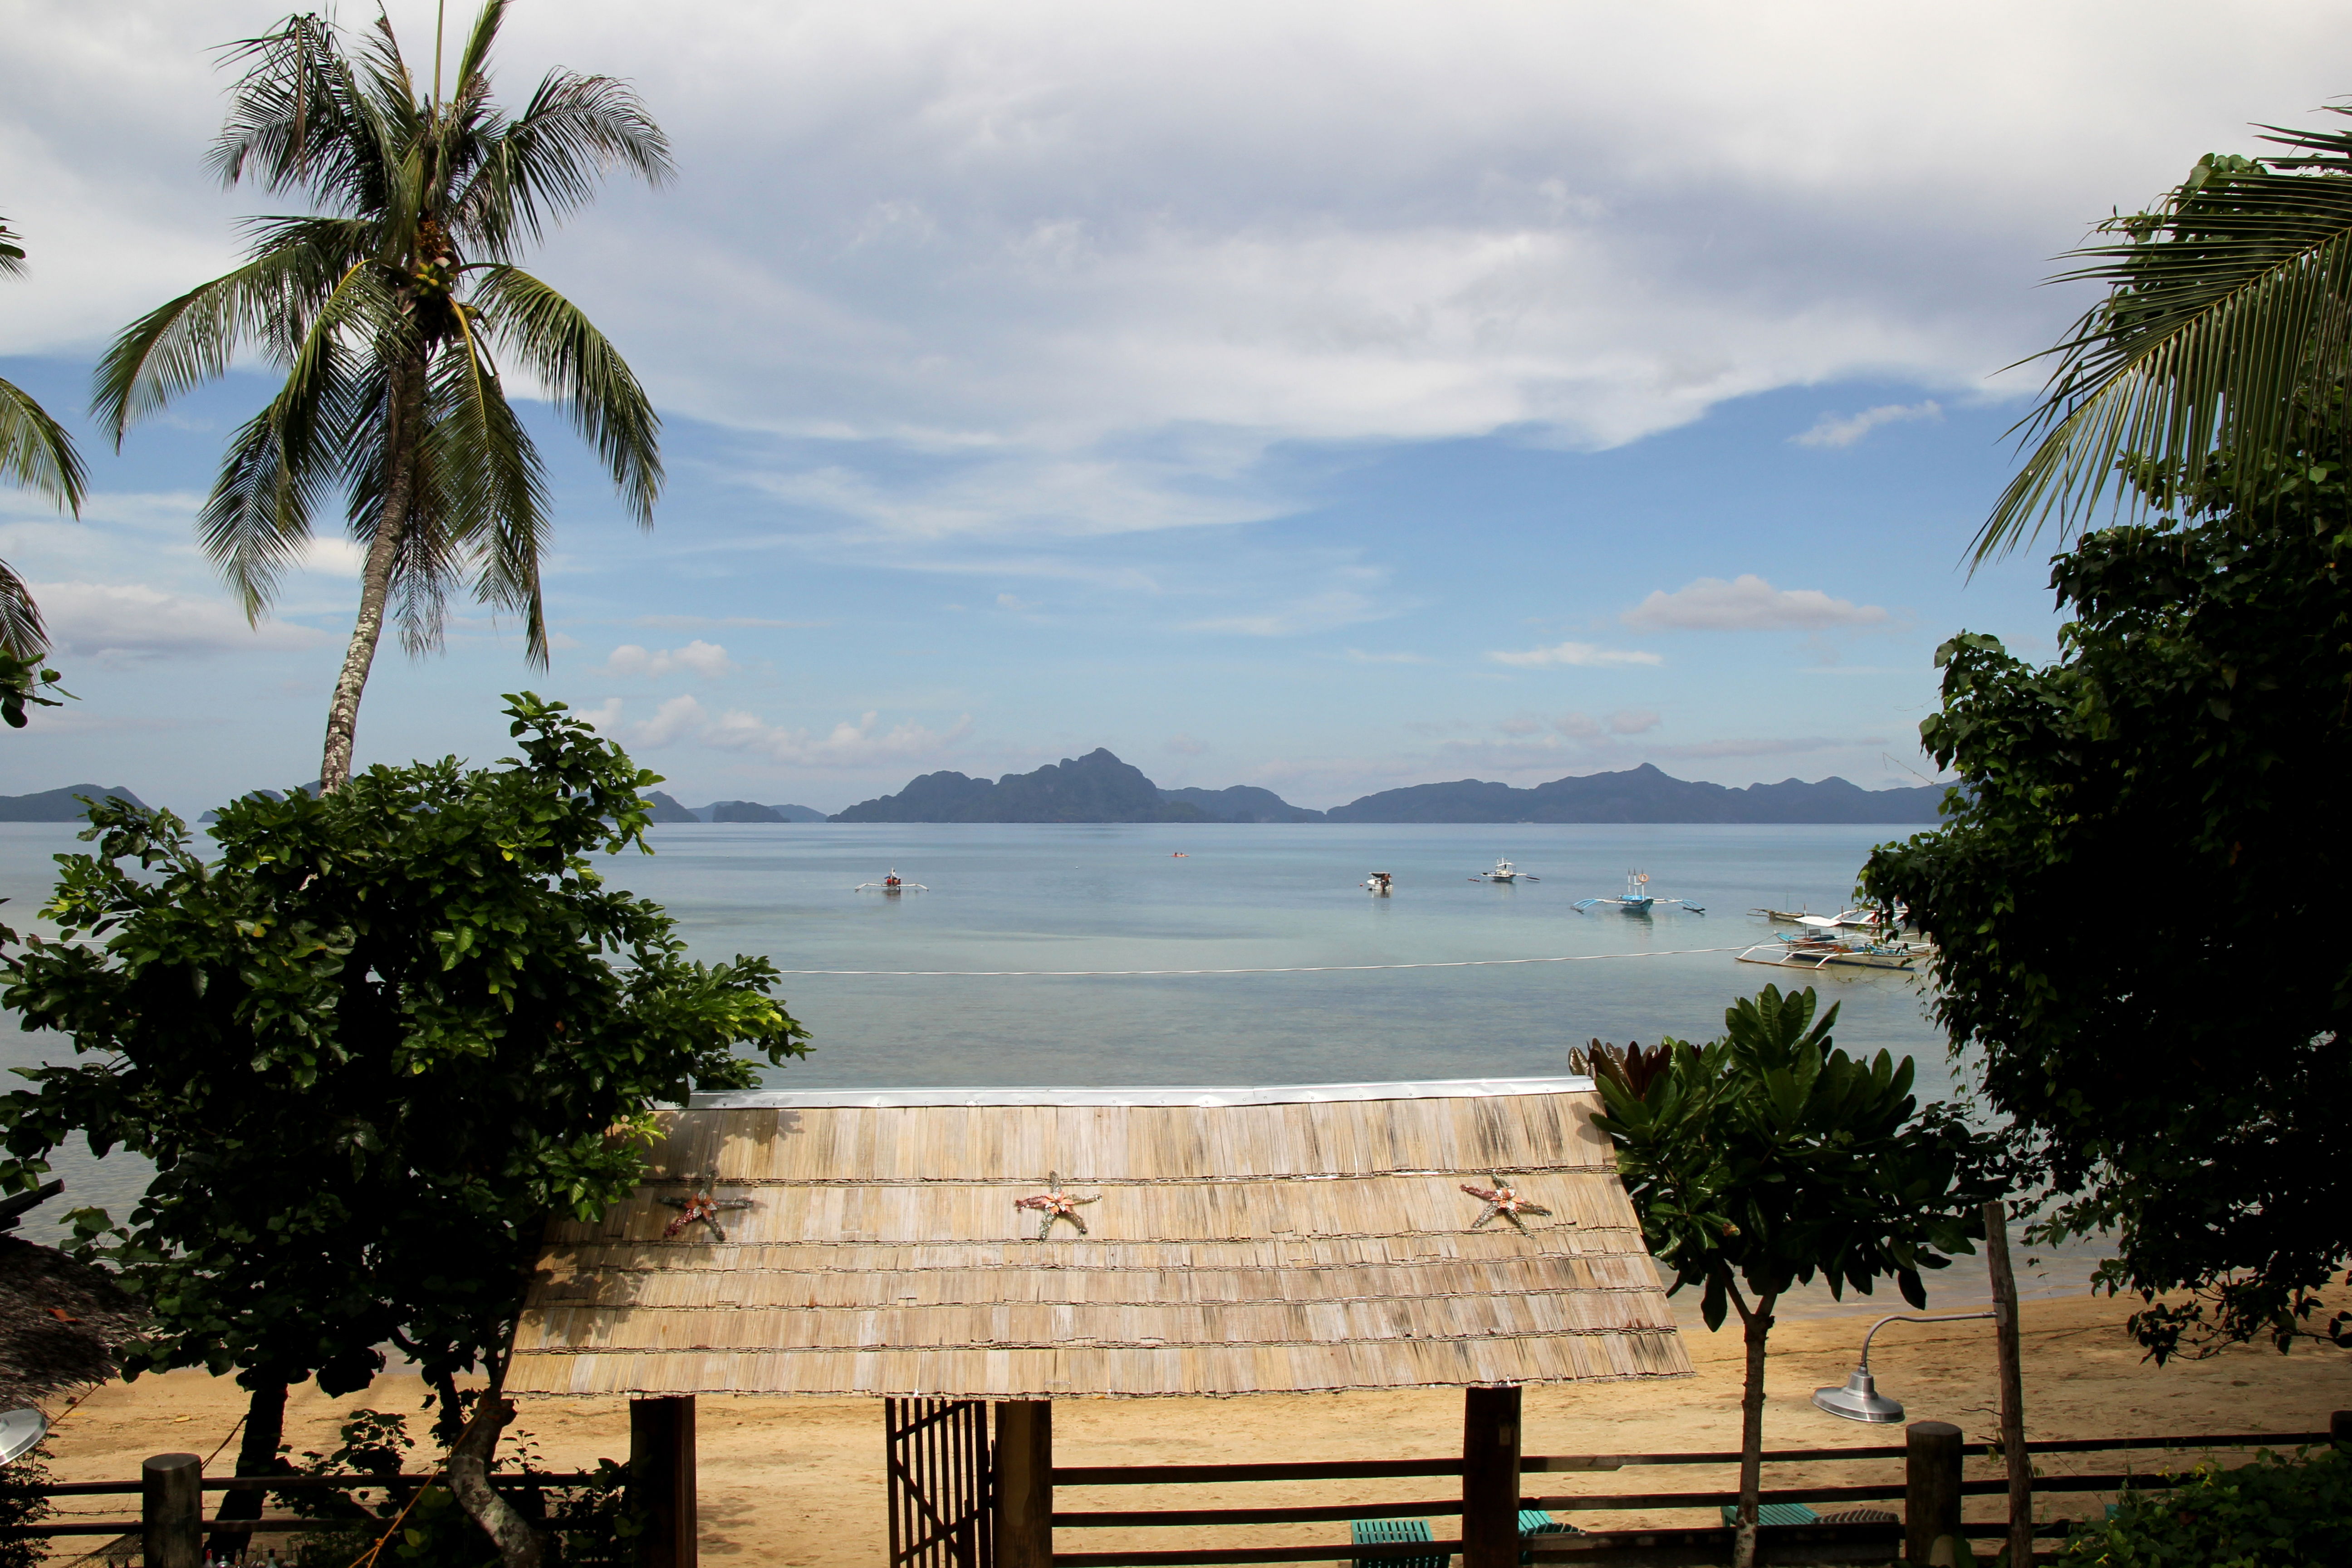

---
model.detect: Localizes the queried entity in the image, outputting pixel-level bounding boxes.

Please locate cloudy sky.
[2,0,2346,814]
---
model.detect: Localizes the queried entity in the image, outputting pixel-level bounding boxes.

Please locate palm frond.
[0,558,47,659]
[457,70,671,255]
[428,314,550,661]
[91,239,372,442]
[1980,156,2352,562]
[0,375,87,516]
[0,215,25,278]
[468,265,661,525]
[211,13,391,212]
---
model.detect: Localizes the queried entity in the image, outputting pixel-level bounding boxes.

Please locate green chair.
[1351,1517,1448,1568]
[1720,1502,1821,1527]
[1519,1507,1582,1563]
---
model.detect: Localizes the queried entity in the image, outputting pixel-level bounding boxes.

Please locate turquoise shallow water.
[0,819,2107,1309]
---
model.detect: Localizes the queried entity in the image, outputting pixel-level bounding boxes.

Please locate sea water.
[0,820,2104,1307]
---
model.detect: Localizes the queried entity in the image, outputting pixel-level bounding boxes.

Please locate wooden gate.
[885,1398,994,1568]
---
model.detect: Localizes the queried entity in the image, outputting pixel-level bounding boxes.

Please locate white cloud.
[1651,735,1886,760]
[704,708,975,769]
[1166,733,1209,756]
[1793,401,1945,449]
[33,580,327,662]
[995,592,1037,613]
[1488,640,1661,668]
[632,614,828,630]
[1344,648,1431,664]
[603,640,738,679]
[1186,588,1385,637]
[1622,574,1889,631]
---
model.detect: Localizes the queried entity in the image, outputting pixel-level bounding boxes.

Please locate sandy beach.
[33,1289,2352,1566]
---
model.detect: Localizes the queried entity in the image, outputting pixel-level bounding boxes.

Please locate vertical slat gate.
[886,1398,994,1568]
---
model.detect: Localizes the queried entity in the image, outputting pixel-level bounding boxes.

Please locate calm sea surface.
[0,820,2101,1308]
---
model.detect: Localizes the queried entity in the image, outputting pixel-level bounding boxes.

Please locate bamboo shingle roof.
[507,1078,1691,1400]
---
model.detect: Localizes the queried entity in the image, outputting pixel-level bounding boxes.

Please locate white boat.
[1471,858,1537,883]
[1576,871,1703,915]
[1736,934,1926,972]
[855,868,928,893]
[1362,872,1396,895]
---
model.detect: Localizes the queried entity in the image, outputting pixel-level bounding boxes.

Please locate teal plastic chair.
[1351,1518,1448,1568]
[1720,1502,1821,1527]
[1519,1507,1582,1563]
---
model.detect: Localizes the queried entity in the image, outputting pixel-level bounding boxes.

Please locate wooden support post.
[142,1452,202,1568]
[1984,1199,2034,1568]
[994,1400,1054,1568]
[629,1396,698,1568]
[2335,1409,2352,1445]
[1906,1420,1964,1567]
[1461,1385,1522,1568]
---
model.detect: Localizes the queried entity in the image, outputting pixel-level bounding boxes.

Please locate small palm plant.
[95,1,671,788]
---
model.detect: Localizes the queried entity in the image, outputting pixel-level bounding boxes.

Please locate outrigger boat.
[1362,871,1396,895]
[1736,932,1926,971]
[855,868,928,893]
[1575,871,1704,915]
[1750,905,1890,932]
[1470,858,1537,883]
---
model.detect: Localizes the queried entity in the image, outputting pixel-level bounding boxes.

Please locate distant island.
[645,792,827,823]
[830,750,1950,824]
[0,784,147,822]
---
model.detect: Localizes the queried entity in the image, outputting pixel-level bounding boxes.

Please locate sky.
[3,0,2349,816]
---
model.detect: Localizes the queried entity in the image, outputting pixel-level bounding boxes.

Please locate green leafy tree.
[1866,436,2352,1362]
[94,3,669,790]
[1979,112,2352,561]
[2053,1444,2352,1568]
[0,212,85,696]
[1589,987,2005,1568]
[0,695,807,1567]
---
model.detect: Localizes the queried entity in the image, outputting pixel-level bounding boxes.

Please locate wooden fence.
[1044,1416,2352,1567]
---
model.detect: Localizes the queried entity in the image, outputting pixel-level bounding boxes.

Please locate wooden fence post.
[1461,1385,1522,1568]
[1905,1420,1963,1566]
[141,1452,202,1568]
[994,1400,1054,1568]
[628,1396,698,1568]
[2334,1409,2352,1445]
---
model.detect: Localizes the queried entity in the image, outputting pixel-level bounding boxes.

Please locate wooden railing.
[0,1467,602,1544]
[1046,1419,2351,1567]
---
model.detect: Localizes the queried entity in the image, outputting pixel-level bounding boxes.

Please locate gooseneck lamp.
[1811,1311,1995,1423]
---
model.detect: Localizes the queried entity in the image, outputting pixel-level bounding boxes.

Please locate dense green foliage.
[0,693,806,1409]
[1593,986,2004,1329]
[0,1443,55,1568]
[93,3,669,785]
[1590,986,2007,1568]
[2053,1446,2352,1568]
[271,1407,638,1568]
[1864,445,2352,1359]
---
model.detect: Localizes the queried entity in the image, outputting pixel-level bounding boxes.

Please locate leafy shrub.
[0,1441,54,1568]
[2055,1444,2352,1568]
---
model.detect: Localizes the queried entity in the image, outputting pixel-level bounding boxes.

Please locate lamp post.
[1810,1312,1994,1423]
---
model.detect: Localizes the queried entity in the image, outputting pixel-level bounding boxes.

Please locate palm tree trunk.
[319,351,422,792]
[1730,1288,1775,1568]
[207,1375,288,1562]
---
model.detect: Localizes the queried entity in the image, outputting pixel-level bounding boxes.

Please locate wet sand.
[35,1290,2352,1566]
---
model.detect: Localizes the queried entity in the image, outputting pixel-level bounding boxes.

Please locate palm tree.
[0,212,86,657]
[1978,113,2352,561]
[94,2,669,789]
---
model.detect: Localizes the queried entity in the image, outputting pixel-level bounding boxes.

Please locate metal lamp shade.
[1812,1366,1905,1423]
[0,1408,47,1465]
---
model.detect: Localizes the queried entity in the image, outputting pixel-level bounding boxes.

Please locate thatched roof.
[0,1236,147,1410]
[507,1077,1691,1400]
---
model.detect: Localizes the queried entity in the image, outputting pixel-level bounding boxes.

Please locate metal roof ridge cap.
[680,1076,1597,1110]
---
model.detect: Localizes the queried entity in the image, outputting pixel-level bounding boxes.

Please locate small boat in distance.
[1362,871,1395,895]
[1471,858,1537,883]
[855,869,928,893]
[1575,871,1704,915]
[1736,933,1925,972]
[1751,905,1889,932]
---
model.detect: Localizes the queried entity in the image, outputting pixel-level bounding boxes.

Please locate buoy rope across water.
[770,945,1754,978]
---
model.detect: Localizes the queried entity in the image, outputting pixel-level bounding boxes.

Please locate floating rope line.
[772,944,1753,977]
